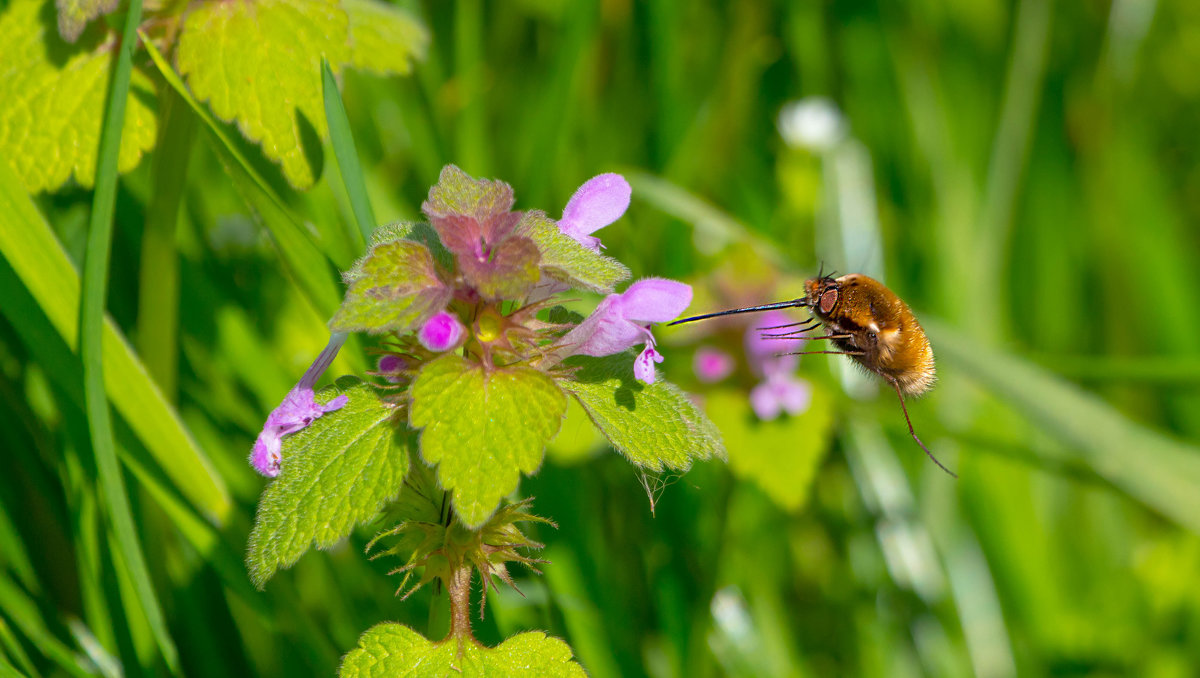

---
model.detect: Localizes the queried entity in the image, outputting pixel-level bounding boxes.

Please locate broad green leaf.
[344,0,428,75]
[330,239,452,334]
[410,355,567,528]
[519,210,631,294]
[0,159,230,522]
[247,378,407,588]
[560,354,725,471]
[0,0,156,193]
[176,0,350,188]
[422,165,515,221]
[705,387,834,512]
[143,38,344,318]
[55,0,117,42]
[363,222,454,271]
[929,320,1200,535]
[339,624,586,678]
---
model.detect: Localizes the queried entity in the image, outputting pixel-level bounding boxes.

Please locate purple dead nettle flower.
[418,311,466,352]
[745,311,812,420]
[558,173,632,251]
[250,332,351,477]
[694,346,735,383]
[560,277,692,384]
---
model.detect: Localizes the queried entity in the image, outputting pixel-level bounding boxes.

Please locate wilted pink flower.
[560,277,692,384]
[558,173,632,251]
[417,311,465,352]
[693,346,735,383]
[744,311,811,419]
[250,333,350,478]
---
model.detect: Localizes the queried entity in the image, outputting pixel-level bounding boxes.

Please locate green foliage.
[519,210,631,294]
[0,149,231,523]
[340,624,585,677]
[705,387,834,512]
[561,354,725,472]
[330,239,451,334]
[175,0,350,189]
[0,0,156,193]
[422,165,516,221]
[54,0,117,42]
[409,355,567,528]
[247,378,407,588]
[343,0,427,76]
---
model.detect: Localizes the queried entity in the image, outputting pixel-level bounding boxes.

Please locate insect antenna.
[669,299,808,326]
[887,379,956,478]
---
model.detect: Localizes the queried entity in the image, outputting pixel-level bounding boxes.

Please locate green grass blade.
[142,36,343,318]
[929,320,1200,533]
[0,617,39,678]
[322,59,375,246]
[137,85,196,400]
[0,162,231,523]
[80,0,178,670]
[0,577,92,678]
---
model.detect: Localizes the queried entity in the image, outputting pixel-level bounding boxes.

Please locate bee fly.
[672,272,954,477]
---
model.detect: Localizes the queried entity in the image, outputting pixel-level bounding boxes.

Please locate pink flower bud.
[418,311,465,352]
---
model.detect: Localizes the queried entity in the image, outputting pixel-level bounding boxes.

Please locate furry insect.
[671,271,954,477]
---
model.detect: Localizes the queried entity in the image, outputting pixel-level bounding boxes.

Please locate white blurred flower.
[778,97,847,152]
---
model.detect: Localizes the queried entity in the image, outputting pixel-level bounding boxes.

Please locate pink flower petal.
[616,278,693,324]
[634,345,664,384]
[561,173,631,237]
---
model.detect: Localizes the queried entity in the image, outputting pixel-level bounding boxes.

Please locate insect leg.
[888,378,957,478]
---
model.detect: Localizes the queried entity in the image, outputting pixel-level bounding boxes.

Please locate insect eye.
[819,288,838,315]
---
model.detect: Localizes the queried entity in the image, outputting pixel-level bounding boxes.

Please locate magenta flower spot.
[750,374,812,420]
[250,333,350,478]
[418,311,465,352]
[561,277,691,383]
[634,345,664,384]
[558,173,631,251]
[694,346,734,383]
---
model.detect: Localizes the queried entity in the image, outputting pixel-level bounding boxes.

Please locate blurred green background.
[4,0,1200,675]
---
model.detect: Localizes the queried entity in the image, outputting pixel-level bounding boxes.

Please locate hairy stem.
[446,563,474,641]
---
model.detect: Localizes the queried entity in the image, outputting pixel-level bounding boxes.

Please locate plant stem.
[446,564,474,641]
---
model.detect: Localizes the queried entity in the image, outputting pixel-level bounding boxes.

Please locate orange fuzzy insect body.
[803,273,935,397]
[673,272,952,477]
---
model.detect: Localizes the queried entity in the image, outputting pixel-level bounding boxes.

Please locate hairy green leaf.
[55,0,118,42]
[330,239,452,334]
[0,0,156,193]
[705,387,833,512]
[410,355,567,528]
[561,354,725,471]
[247,378,407,588]
[339,624,586,677]
[519,210,631,294]
[344,0,428,75]
[176,0,349,188]
[422,165,515,221]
